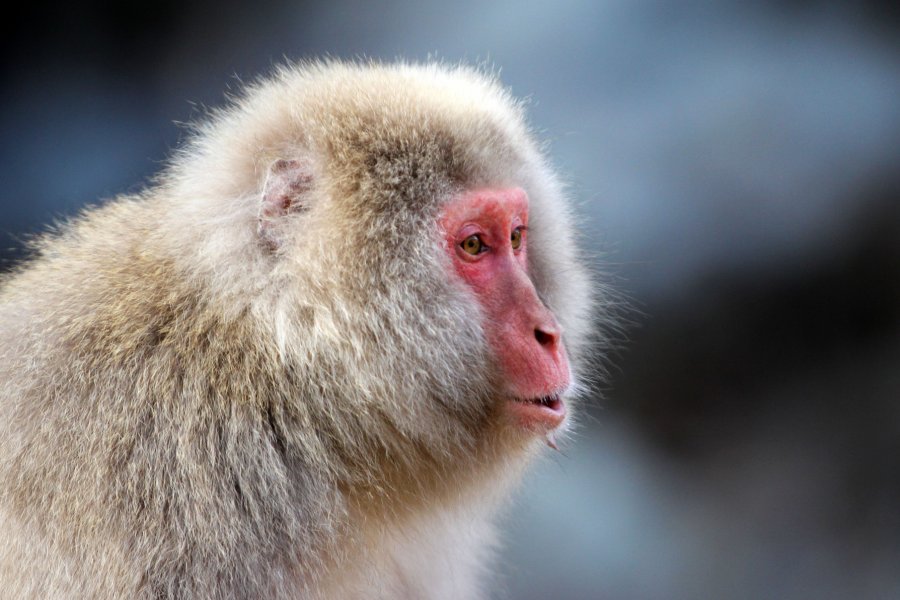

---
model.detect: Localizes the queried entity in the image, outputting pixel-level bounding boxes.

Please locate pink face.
[440,187,571,434]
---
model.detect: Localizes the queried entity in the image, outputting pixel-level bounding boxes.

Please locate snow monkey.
[0,61,597,599]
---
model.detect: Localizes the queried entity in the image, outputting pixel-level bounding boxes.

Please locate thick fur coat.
[0,61,595,599]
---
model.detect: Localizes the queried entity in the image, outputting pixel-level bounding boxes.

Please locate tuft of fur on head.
[0,60,599,598]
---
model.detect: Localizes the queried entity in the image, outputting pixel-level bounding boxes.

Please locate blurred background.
[2,1,898,598]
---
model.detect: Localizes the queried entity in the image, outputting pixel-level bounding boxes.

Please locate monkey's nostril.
[534,328,557,347]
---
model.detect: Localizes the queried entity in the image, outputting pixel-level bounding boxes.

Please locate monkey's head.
[168,61,596,498]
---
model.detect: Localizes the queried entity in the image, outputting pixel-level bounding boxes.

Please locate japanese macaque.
[0,61,597,599]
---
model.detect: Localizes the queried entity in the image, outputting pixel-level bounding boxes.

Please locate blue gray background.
[3,2,899,598]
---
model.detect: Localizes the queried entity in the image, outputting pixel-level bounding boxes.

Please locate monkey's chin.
[506,394,566,433]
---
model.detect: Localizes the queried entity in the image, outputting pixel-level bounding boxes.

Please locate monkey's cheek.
[504,394,567,433]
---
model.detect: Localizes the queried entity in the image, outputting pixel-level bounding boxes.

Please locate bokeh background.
[2,1,898,598]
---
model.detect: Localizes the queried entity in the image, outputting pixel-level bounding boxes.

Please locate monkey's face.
[439,187,571,436]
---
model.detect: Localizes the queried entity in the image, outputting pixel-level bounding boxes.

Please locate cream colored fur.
[0,60,598,598]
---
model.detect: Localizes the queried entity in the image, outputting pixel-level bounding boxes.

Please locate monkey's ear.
[258,159,314,250]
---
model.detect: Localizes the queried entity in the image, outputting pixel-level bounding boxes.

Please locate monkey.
[0,60,598,599]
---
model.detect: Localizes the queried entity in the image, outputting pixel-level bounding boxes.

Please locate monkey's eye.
[461,234,486,255]
[510,227,523,250]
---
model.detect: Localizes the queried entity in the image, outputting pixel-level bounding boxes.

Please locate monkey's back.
[0,198,340,598]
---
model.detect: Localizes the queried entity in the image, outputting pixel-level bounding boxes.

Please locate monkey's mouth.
[529,394,563,410]
[506,393,566,431]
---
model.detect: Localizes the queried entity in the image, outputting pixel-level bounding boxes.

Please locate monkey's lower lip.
[506,394,566,431]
